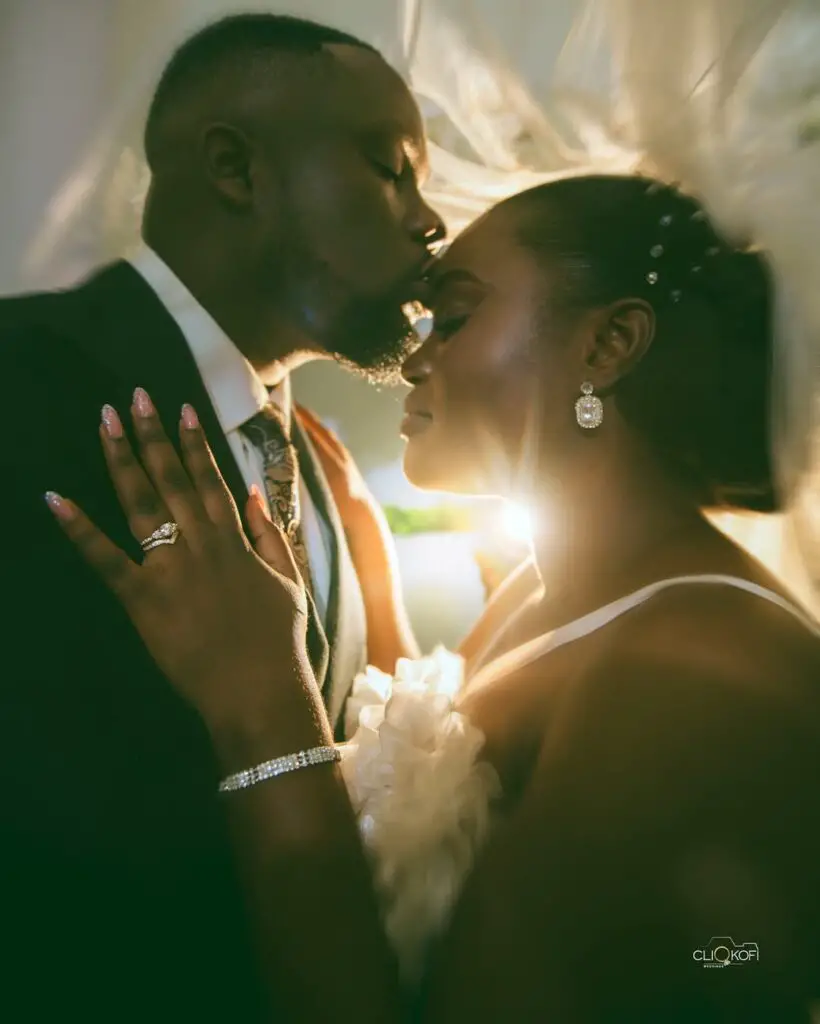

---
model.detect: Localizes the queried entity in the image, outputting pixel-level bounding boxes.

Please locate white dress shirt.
[128,244,334,625]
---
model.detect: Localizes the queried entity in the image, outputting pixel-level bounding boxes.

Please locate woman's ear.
[582,299,656,388]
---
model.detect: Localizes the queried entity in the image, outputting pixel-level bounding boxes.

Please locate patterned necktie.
[241,402,313,592]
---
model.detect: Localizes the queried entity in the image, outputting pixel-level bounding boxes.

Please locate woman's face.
[400,204,581,494]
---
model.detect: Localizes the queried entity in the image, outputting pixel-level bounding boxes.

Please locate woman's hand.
[45,391,318,739]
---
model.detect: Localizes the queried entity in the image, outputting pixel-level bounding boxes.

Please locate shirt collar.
[128,243,278,433]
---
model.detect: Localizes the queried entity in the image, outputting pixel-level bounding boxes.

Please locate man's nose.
[408,193,446,248]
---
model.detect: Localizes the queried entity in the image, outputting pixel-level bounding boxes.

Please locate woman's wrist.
[201,671,331,775]
[209,714,330,775]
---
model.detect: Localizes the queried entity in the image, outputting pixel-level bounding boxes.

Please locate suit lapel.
[66,261,248,515]
[59,262,361,725]
[292,415,367,736]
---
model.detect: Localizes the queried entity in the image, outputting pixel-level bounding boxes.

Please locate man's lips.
[401,252,438,306]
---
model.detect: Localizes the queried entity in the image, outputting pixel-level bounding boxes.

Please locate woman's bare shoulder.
[597,578,820,705]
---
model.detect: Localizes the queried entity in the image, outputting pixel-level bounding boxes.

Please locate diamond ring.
[140,521,181,553]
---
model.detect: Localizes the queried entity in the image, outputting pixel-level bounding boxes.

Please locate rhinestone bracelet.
[218,745,341,794]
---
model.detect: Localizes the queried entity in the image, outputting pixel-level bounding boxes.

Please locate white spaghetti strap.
[481,574,820,681]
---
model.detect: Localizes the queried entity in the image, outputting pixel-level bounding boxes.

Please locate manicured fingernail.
[133,387,155,418]
[44,491,76,521]
[181,403,199,430]
[101,404,123,439]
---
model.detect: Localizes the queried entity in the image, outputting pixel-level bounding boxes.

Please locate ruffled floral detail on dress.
[339,647,501,982]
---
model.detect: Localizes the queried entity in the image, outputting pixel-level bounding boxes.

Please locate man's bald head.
[141,13,444,380]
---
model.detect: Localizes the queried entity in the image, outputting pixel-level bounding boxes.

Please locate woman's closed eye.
[432,313,470,340]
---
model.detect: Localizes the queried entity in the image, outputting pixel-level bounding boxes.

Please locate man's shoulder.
[0,287,59,320]
[0,261,150,341]
[0,260,165,395]
[0,267,96,326]
[0,270,134,468]
[0,287,73,360]
[0,316,81,404]
[0,308,98,397]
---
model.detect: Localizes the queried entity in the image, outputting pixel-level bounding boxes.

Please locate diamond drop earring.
[575,382,603,430]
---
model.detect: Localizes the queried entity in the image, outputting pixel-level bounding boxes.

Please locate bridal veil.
[22,0,820,612]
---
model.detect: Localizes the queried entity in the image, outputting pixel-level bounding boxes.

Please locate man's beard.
[277,242,424,384]
[327,295,424,385]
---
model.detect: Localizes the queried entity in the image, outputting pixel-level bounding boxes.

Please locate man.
[0,14,443,1021]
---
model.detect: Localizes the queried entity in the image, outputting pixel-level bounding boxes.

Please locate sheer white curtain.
[0,0,114,293]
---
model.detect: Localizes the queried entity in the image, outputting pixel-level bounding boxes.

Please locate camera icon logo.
[693,936,760,968]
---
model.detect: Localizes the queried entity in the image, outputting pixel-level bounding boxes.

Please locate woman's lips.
[400,410,433,438]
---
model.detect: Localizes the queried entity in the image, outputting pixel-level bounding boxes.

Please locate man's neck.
[143,233,322,383]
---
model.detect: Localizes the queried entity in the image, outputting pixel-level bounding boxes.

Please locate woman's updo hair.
[504,174,776,512]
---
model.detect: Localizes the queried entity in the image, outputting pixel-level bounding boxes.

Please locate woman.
[47,176,820,1021]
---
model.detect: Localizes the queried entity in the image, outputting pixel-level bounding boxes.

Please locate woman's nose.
[401,334,435,385]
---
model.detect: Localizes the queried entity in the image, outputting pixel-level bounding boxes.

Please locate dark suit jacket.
[0,262,366,1022]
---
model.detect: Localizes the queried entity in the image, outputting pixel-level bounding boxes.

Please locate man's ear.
[200,123,254,209]
[581,299,656,388]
